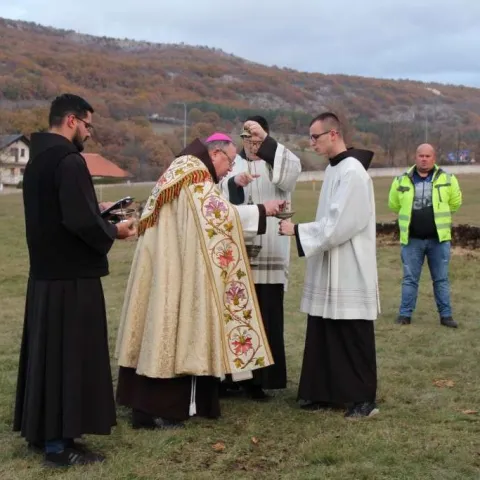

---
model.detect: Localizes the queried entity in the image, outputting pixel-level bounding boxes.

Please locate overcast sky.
[1,0,479,87]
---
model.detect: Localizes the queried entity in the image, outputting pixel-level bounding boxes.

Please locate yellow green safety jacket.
[388,164,462,244]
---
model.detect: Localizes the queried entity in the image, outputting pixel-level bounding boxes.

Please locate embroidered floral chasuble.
[115,154,273,379]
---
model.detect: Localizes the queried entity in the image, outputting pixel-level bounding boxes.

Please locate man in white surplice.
[279,112,381,418]
[219,115,302,399]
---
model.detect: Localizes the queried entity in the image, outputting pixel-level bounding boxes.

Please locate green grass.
[1,175,479,479]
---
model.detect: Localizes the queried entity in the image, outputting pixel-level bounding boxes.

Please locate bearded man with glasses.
[14,93,136,467]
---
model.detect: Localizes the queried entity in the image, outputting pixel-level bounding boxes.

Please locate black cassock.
[13,132,117,444]
[297,316,377,406]
[116,368,221,422]
[246,283,287,390]
[223,141,288,392]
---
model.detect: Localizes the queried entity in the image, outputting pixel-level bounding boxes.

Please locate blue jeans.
[399,238,452,318]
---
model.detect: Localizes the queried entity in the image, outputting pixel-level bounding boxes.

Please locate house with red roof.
[82,153,132,179]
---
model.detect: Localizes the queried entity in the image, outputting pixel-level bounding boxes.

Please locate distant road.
[297,164,480,182]
[2,165,478,195]
[94,164,480,186]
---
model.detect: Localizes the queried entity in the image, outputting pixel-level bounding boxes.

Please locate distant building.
[82,153,132,179]
[0,140,131,191]
[0,134,30,188]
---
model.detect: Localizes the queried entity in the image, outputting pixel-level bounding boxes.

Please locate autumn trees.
[1,17,480,177]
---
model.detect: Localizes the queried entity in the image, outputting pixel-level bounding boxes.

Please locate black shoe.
[27,442,44,454]
[344,402,379,419]
[131,409,157,429]
[440,317,458,328]
[29,439,104,461]
[131,410,184,430]
[219,383,242,398]
[395,316,411,325]
[43,447,105,468]
[244,385,272,401]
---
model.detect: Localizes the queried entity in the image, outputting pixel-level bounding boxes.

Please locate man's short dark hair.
[48,94,94,128]
[309,112,341,128]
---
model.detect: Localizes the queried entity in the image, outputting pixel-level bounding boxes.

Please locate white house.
[0,134,30,188]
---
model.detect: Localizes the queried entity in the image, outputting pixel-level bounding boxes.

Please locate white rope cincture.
[189,376,197,417]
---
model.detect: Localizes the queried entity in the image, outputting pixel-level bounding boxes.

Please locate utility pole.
[424,113,428,143]
[174,102,187,147]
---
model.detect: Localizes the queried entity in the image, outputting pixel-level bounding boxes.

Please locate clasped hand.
[278,219,295,236]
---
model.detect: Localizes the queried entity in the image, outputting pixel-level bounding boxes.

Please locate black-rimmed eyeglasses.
[220,150,236,166]
[310,130,338,142]
[75,116,94,132]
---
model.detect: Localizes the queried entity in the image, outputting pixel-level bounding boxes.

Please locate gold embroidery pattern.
[189,180,273,373]
[138,156,211,236]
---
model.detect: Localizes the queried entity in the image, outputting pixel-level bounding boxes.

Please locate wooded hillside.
[1,17,479,178]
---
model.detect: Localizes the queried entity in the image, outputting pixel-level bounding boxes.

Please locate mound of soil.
[377,222,480,250]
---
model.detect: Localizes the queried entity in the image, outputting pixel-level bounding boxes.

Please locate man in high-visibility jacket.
[388,143,462,328]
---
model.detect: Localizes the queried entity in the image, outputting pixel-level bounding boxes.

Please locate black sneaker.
[43,447,105,468]
[65,440,105,462]
[440,317,458,328]
[395,316,411,325]
[344,402,379,419]
[31,440,105,462]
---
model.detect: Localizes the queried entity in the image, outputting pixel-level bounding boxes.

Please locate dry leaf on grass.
[433,379,455,388]
[212,442,226,452]
[251,437,260,445]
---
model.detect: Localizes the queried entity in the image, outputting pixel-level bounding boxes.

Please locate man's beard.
[72,130,86,152]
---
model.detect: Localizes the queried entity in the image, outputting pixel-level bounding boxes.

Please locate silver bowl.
[108,207,137,223]
[275,210,295,220]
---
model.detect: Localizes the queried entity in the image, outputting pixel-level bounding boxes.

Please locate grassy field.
[1,175,479,479]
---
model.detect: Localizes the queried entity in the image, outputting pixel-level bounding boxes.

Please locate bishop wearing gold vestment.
[115,133,284,428]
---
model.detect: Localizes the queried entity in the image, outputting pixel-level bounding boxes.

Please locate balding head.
[415,143,436,175]
[416,143,436,156]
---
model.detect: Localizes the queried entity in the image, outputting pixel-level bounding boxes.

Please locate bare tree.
[398,122,424,167]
